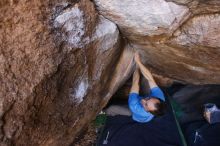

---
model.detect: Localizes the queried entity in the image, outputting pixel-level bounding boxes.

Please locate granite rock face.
[0,0,122,145]
[94,0,190,38]
[94,0,220,84]
[1,0,220,145]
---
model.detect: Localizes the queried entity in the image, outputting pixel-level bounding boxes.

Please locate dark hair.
[149,97,166,116]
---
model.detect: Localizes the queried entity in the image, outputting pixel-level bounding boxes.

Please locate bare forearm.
[138,62,152,79]
[147,79,158,89]
[137,61,157,88]
[130,68,140,93]
[136,60,153,81]
[130,80,139,93]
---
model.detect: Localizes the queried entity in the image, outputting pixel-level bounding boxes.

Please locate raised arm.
[134,53,158,89]
[130,67,140,94]
[129,67,144,114]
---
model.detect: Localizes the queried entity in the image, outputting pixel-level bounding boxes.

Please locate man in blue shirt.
[129,53,166,123]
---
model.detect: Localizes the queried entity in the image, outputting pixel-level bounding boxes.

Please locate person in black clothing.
[184,103,220,146]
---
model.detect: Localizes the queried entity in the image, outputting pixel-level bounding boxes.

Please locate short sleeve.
[149,87,165,101]
[128,93,154,122]
[128,93,141,106]
[128,93,143,112]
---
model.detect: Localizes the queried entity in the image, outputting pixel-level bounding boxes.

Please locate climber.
[105,52,166,122]
[128,52,166,123]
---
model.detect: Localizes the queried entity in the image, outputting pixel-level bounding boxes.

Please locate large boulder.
[0,0,123,145]
[1,0,220,145]
[94,0,190,38]
[94,0,220,84]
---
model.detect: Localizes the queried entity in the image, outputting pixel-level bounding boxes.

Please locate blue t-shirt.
[128,87,165,123]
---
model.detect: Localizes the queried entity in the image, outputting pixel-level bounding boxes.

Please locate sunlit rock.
[94,0,220,84]
[172,14,220,48]
[94,0,190,38]
[2,0,220,145]
[54,5,88,48]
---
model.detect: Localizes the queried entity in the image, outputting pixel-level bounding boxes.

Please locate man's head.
[141,97,166,116]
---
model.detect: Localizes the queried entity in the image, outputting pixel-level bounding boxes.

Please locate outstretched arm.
[134,53,158,89]
[130,67,140,94]
[129,67,144,114]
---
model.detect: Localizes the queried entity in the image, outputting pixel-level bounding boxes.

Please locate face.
[141,98,160,112]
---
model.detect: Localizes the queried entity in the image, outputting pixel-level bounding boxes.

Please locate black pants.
[182,120,220,146]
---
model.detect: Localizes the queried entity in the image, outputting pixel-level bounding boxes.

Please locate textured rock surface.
[0,0,122,145]
[1,0,220,145]
[94,0,220,84]
[94,0,190,37]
